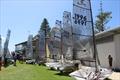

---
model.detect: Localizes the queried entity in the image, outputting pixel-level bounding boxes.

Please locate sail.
[62,11,73,60]
[52,20,62,60]
[63,11,72,46]
[50,26,61,60]
[27,34,33,59]
[72,0,94,60]
[38,30,45,59]
[55,20,62,40]
[3,29,11,59]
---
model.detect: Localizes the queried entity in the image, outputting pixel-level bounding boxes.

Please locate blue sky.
[0,0,120,51]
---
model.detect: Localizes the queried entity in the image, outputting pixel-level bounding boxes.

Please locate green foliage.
[95,12,112,32]
[40,18,51,35]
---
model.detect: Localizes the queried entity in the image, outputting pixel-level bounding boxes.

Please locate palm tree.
[95,12,112,33]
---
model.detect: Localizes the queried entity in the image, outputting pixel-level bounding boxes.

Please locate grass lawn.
[0,63,73,80]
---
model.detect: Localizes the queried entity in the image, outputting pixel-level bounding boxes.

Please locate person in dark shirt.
[108,55,113,69]
[12,52,16,66]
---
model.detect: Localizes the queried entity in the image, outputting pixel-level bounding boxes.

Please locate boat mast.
[60,21,64,63]
[89,0,100,72]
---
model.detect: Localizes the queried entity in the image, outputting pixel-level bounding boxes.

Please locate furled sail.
[72,0,95,60]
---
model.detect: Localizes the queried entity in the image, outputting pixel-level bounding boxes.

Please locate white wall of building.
[96,33,120,69]
[96,36,116,68]
[114,34,120,68]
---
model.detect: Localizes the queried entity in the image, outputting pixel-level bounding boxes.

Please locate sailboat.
[69,0,112,80]
[45,19,75,71]
[45,20,63,70]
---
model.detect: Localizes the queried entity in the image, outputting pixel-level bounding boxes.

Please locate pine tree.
[40,18,51,35]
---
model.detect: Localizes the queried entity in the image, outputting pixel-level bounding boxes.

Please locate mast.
[100,0,104,31]
[89,0,100,72]
[60,23,63,63]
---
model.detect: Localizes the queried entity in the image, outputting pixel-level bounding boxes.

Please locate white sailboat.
[45,20,63,70]
[69,0,112,80]
[46,19,74,71]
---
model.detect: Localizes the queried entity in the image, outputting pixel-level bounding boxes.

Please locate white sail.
[50,27,61,60]
[63,11,72,46]
[38,30,45,59]
[27,34,33,59]
[54,20,63,62]
[55,20,62,42]
[3,29,11,59]
[62,11,73,60]
[72,0,94,60]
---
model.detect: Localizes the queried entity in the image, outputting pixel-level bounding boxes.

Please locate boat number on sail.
[77,0,86,6]
[73,13,87,26]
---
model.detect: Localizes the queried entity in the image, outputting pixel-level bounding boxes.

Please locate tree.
[95,12,112,32]
[40,18,51,35]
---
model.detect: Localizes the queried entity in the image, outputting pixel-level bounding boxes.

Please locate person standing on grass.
[12,52,16,66]
[108,55,113,69]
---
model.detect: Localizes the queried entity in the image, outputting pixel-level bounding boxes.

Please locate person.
[12,52,16,66]
[0,57,2,71]
[108,55,113,69]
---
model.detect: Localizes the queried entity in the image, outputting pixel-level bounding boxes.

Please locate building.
[96,26,120,69]
[15,33,51,60]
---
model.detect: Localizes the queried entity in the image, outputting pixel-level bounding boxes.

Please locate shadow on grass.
[45,68,70,77]
[54,72,71,77]
[46,67,56,71]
